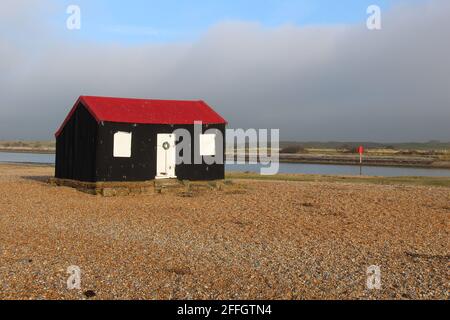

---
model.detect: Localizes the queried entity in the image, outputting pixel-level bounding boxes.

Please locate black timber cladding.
[55,103,97,182]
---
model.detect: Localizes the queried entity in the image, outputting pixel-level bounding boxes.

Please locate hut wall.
[55,103,98,182]
[95,122,225,182]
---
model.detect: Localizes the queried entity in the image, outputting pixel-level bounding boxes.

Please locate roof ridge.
[81,95,205,104]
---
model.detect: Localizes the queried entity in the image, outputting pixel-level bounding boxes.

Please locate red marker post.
[358,146,364,164]
[358,146,364,175]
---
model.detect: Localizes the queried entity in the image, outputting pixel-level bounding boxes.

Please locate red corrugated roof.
[55,96,227,137]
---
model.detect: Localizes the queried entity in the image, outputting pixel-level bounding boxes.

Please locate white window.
[113,131,132,158]
[199,134,216,156]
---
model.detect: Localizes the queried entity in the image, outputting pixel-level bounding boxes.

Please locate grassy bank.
[0,140,55,154]
[226,172,450,188]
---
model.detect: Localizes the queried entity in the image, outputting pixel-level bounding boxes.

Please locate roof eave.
[54,96,101,138]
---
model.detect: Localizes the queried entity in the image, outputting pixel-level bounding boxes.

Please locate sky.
[0,0,449,142]
[54,0,391,43]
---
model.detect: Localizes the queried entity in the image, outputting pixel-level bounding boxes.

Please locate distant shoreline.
[275,154,450,169]
[276,159,450,169]
[0,148,55,154]
[228,152,450,169]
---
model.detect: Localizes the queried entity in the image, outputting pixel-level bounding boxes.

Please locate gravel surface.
[0,164,448,300]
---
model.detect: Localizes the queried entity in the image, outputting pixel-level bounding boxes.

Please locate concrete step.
[154,179,185,193]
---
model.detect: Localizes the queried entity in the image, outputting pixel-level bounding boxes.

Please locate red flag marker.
[358,146,364,164]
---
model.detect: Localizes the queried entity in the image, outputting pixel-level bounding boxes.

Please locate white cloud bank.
[0,0,449,141]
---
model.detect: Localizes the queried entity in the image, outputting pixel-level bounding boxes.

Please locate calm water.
[1,152,450,177]
[0,152,55,164]
[225,163,450,177]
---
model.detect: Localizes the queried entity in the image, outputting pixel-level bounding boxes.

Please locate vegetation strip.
[226,172,450,188]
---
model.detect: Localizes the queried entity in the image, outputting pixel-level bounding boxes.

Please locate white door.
[156,133,176,179]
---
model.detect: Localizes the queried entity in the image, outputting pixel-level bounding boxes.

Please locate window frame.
[199,133,216,156]
[113,131,132,158]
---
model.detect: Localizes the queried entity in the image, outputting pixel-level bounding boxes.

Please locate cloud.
[102,25,160,37]
[0,0,449,141]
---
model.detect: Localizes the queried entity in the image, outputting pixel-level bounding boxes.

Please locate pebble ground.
[0,164,448,300]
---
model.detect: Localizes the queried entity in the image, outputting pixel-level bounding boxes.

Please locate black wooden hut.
[55,96,227,182]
